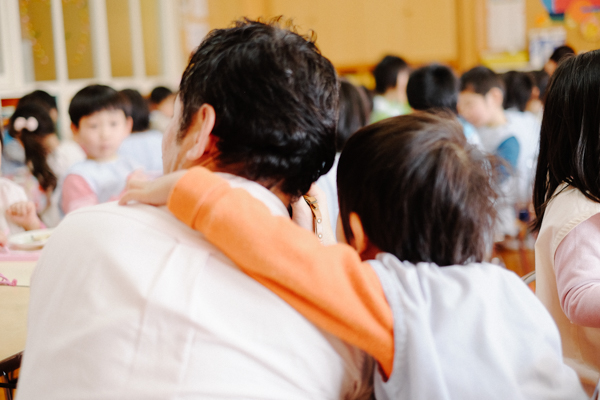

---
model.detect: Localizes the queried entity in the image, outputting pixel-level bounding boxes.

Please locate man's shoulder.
[57,202,211,249]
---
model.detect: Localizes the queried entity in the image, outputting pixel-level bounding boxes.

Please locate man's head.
[337,112,497,266]
[69,85,132,161]
[458,66,505,127]
[407,64,458,113]
[163,19,338,199]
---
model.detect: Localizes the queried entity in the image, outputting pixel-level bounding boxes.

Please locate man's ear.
[487,87,504,108]
[185,104,216,162]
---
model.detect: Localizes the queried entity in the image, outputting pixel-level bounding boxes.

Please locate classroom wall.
[206,0,459,69]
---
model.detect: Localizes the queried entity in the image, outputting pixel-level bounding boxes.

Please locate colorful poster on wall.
[540,0,600,40]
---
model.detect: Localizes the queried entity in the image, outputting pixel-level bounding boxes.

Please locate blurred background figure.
[148,86,176,133]
[544,45,575,77]
[370,55,411,123]
[119,89,163,175]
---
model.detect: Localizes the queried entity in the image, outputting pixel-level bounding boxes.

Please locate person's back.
[18,181,371,399]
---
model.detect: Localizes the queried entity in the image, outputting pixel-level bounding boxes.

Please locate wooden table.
[0,256,37,400]
[0,286,30,362]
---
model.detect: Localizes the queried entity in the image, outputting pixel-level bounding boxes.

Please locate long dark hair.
[9,103,58,192]
[337,112,498,266]
[532,50,600,232]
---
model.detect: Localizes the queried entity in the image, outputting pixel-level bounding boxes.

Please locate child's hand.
[119,170,187,206]
[6,201,42,231]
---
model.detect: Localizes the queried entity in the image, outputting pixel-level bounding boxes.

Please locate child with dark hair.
[533,49,600,394]
[544,45,575,76]
[118,89,163,174]
[2,90,60,177]
[458,66,539,239]
[60,84,136,214]
[8,103,85,226]
[0,121,43,245]
[317,79,370,233]
[148,85,175,133]
[406,64,481,147]
[370,55,411,122]
[502,71,535,112]
[121,112,585,399]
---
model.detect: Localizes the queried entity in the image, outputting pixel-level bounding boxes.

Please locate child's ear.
[488,87,504,108]
[349,212,368,255]
[185,104,217,162]
[71,123,80,142]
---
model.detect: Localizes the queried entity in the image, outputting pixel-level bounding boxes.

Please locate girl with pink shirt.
[533,49,600,393]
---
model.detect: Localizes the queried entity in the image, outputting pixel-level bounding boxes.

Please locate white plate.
[8,229,54,251]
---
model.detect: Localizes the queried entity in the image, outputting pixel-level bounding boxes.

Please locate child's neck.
[485,108,507,128]
[88,154,118,163]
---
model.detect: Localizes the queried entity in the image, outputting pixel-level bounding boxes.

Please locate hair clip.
[0,272,17,286]
[14,116,39,132]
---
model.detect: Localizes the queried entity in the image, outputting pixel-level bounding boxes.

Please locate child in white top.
[60,85,137,214]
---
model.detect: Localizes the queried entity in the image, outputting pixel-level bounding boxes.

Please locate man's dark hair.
[459,66,504,96]
[549,45,575,63]
[407,64,458,113]
[337,112,497,266]
[373,55,409,94]
[120,88,150,132]
[69,85,130,128]
[18,90,57,113]
[533,50,600,232]
[178,18,338,198]
[336,80,370,151]
[149,86,173,106]
[502,71,534,112]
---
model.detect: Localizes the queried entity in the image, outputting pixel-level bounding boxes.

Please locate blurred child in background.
[118,89,163,175]
[544,45,575,77]
[9,103,85,226]
[2,90,59,177]
[406,64,481,147]
[148,86,175,133]
[370,55,411,122]
[0,120,43,245]
[316,79,370,233]
[60,85,137,214]
[458,66,539,240]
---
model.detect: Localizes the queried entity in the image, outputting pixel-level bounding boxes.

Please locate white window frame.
[0,0,183,139]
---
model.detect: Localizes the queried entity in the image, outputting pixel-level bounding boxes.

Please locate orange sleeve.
[167,167,394,377]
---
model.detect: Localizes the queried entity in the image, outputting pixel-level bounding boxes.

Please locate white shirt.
[0,177,29,235]
[118,130,164,174]
[47,140,86,180]
[17,173,372,400]
[371,253,587,400]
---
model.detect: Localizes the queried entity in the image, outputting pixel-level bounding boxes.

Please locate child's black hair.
[533,49,600,232]
[336,80,370,151]
[549,45,575,63]
[502,71,534,112]
[373,55,409,95]
[407,64,458,113]
[149,86,173,106]
[18,90,57,113]
[459,66,504,96]
[9,103,57,192]
[120,89,150,132]
[337,112,497,266]
[69,85,129,128]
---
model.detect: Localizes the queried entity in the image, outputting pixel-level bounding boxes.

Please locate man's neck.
[200,158,293,209]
